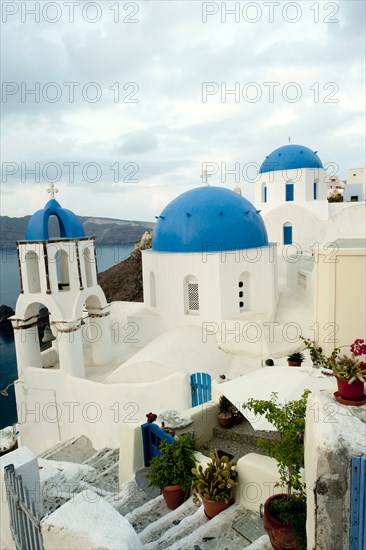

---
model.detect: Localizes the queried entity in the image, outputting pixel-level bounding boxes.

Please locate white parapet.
[41,490,142,549]
[236,453,286,512]
[119,402,218,487]
[305,391,366,550]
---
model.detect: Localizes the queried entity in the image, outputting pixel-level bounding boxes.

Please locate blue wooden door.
[191,372,212,407]
[141,422,174,467]
[350,455,366,549]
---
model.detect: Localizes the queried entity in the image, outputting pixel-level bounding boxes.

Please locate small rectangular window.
[286,183,294,202]
[188,282,199,312]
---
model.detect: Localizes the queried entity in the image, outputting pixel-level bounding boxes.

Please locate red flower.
[350,338,366,357]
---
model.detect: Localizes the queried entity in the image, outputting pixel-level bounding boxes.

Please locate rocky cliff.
[97,231,153,303]
[0,215,154,248]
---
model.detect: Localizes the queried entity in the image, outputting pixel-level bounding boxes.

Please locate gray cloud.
[1,0,364,220]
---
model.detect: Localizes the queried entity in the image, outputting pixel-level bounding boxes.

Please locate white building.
[11,185,279,453]
[254,143,329,252]
[8,149,365,455]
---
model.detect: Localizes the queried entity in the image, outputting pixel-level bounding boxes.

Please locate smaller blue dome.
[152,186,268,253]
[259,144,323,174]
[26,199,85,241]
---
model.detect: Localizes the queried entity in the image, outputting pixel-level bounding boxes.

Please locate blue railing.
[141,422,174,467]
[350,455,366,549]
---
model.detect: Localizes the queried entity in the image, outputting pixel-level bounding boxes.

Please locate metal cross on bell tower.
[200,169,212,186]
[47,183,59,199]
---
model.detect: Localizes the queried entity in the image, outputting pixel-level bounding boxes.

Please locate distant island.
[0,215,155,248]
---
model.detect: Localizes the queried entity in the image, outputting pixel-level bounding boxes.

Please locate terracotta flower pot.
[336,378,364,401]
[201,495,232,519]
[263,494,297,550]
[233,414,244,425]
[162,485,185,510]
[218,414,233,429]
[288,361,302,367]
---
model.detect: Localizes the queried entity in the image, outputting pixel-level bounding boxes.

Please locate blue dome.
[152,187,268,253]
[26,199,85,241]
[259,144,323,174]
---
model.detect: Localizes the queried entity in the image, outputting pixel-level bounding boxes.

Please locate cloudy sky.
[1,0,365,222]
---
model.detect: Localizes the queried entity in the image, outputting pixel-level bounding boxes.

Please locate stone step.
[213,418,280,448]
[126,495,171,534]
[167,503,255,550]
[114,483,151,517]
[87,462,120,493]
[138,496,198,544]
[39,435,96,463]
[142,500,206,549]
[83,448,119,470]
[39,437,78,459]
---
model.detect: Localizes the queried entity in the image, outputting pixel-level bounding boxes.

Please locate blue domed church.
[254,143,329,253]
[140,186,278,335]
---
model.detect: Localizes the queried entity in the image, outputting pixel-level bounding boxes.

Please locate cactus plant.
[191,450,238,503]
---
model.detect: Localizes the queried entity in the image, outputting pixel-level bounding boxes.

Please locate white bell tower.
[11,186,113,378]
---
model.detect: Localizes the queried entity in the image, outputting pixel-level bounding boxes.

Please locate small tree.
[244,390,311,550]
[245,390,310,497]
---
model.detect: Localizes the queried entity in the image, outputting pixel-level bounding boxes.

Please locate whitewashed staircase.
[38,436,268,549]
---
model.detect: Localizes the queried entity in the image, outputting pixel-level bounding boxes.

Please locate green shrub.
[147,435,196,494]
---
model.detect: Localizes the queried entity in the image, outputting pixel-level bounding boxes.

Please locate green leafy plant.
[244,390,311,550]
[287,352,305,363]
[269,494,307,550]
[300,336,339,367]
[218,395,233,417]
[191,450,238,503]
[147,435,196,494]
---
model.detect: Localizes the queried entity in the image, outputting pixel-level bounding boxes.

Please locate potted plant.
[287,352,305,367]
[191,450,238,519]
[217,395,233,428]
[147,435,196,510]
[232,406,244,425]
[301,336,366,403]
[328,338,365,402]
[245,390,310,550]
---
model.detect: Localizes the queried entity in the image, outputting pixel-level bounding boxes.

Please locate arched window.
[238,272,250,311]
[262,183,267,203]
[283,222,293,245]
[150,271,156,307]
[25,251,41,293]
[55,250,70,291]
[83,247,94,288]
[184,276,199,314]
[313,179,318,200]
